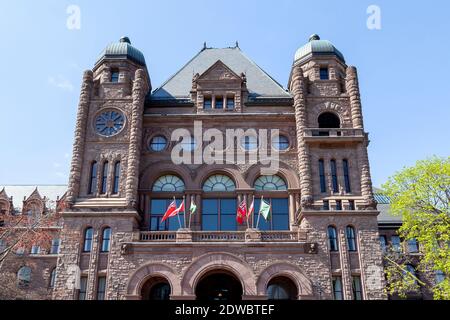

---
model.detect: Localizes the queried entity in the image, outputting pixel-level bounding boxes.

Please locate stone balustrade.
[304,128,364,139]
[139,229,305,243]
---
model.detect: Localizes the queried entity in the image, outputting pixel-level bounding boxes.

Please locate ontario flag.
[236,200,247,225]
[161,199,184,223]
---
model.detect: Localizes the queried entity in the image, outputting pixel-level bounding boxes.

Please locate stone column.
[357,138,376,209]
[338,228,353,300]
[345,66,364,129]
[125,69,149,208]
[291,66,313,208]
[66,70,93,205]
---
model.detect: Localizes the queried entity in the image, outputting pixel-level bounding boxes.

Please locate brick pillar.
[338,228,353,300]
[125,69,149,208]
[291,66,313,208]
[66,70,93,204]
[357,138,376,209]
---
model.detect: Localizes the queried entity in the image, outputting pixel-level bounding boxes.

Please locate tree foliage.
[382,156,450,299]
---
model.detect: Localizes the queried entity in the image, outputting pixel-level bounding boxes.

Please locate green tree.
[382,156,450,299]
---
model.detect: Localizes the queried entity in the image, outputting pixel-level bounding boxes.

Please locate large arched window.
[254,175,287,191]
[346,226,357,252]
[267,277,298,300]
[152,175,185,192]
[318,112,340,128]
[328,226,339,252]
[101,227,111,252]
[83,227,94,252]
[17,266,31,287]
[203,174,236,192]
[141,277,171,300]
[88,161,98,194]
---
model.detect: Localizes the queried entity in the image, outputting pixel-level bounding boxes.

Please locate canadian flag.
[236,200,247,225]
[161,200,184,223]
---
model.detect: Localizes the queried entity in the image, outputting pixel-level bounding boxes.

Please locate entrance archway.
[195,271,243,301]
[141,277,171,300]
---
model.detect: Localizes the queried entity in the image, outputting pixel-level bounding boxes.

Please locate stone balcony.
[303,128,365,144]
[138,229,308,243]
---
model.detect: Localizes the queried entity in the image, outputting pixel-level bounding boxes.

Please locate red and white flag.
[236,200,247,225]
[161,200,179,223]
[248,198,254,218]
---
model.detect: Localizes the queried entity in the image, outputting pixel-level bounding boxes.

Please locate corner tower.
[289,35,385,299]
[54,37,151,299]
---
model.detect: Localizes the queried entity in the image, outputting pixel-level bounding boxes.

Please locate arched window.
[267,277,298,300]
[203,174,236,192]
[112,161,121,194]
[83,227,94,252]
[254,175,287,191]
[330,159,338,193]
[328,226,339,252]
[88,161,98,194]
[319,159,326,193]
[152,175,185,192]
[150,136,168,152]
[101,161,108,194]
[49,268,56,288]
[318,112,340,128]
[342,159,351,193]
[110,68,119,83]
[17,266,31,287]
[346,226,357,252]
[101,227,111,252]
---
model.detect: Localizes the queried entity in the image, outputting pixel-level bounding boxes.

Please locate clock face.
[94,110,125,137]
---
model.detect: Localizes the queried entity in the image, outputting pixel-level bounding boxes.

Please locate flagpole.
[256,196,263,230]
[188,195,193,230]
[175,196,182,230]
[251,195,255,229]
[245,196,250,229]
[183,196,186,229]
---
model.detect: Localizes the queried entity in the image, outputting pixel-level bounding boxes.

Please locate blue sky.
[0,0,449,187]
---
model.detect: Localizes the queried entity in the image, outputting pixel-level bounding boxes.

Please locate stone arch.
[308,101,351,128]
[139,162,193,189]
[194,164,246,190]
[245,162,300,190]
[256,262,314,299]
[126,262,181,298]
[181,252,257,296]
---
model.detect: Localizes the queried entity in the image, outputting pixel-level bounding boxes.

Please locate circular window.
[180,136,197,151]
[150,135,167,151]
[94,110,125,137]
[240,136,258,151]
[272,135,289,151]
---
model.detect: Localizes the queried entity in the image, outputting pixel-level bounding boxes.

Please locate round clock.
[94,110,125,137]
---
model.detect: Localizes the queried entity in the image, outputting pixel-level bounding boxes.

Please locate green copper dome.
[294,34,345,63]
[95,36,146,66]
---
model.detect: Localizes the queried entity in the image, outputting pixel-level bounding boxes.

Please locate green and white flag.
[190,200,197,214]
[259,199,271,221]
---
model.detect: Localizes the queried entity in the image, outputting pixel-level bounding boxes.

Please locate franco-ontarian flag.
[259,199,271,221]
[190,200,197,214]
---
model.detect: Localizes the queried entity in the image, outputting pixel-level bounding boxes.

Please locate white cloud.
[48,75,74,92]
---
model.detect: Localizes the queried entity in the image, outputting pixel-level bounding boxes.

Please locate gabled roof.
[0,185,67,210]
[151,46,291,101]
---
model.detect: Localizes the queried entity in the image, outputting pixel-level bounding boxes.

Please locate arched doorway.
[267,276,298,300]
[195,271,243,301]
[141,277,171,300]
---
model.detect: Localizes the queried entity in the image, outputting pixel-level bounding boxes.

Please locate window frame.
[88,161,98,195]
[328,226,339,252]
[112,161,121,194]
[332,276,343,300]
[101,227,111,252]
[97,276,107,300]
[342,159,351,193]
[319,159,326,193]
[83,227,94,253]
[78,276,88,300]
[51,238,60,254]
[352,276,363,300]
[330,159,338,193]
[100,161,109,194]
[319,67,329,80]
[150,135,168,152]
[346,226,357,252]
[110,69,120,83]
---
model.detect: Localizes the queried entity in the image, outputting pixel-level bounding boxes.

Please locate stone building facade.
[2,35,392,300]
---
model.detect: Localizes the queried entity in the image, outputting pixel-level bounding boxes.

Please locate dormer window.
[111,69,120,83]
[226,97,235,109]
[215,96,223,109]
[320,67,329,80]
[204,97,212,109]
